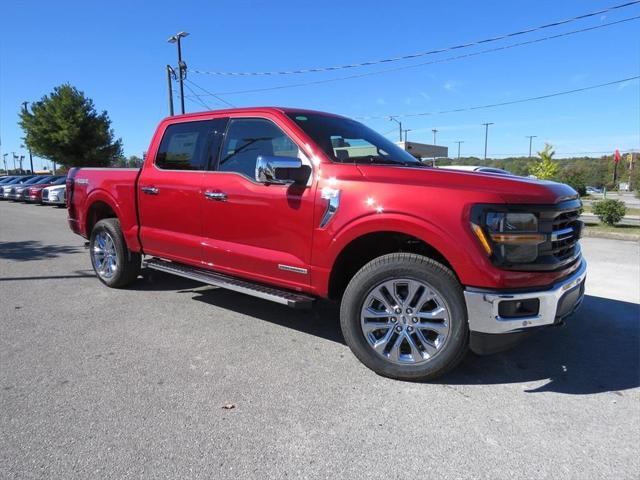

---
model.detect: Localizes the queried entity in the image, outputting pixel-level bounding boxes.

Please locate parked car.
[0,175,36,199]
[42,184,67,206]
[440,165,514,175]
[9,175,56,201]
[25,175,66,203]
[586,186,602,195]
[67,107,585,381]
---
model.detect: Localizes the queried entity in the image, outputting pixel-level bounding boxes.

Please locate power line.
[356,76,640,120]
[190,15,640,97]
[192,1,640,76]
[184,78,236,108]
[182,81,214,110]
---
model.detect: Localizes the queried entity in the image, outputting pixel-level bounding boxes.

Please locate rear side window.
[155,119,227,171]
[218,118,299,179]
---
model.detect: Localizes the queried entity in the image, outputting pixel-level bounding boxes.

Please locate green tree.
[19,84,122,168]
[557,165,587,196]
[529,143,559,180]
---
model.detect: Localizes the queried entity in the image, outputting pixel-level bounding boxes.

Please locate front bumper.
[44,192,65,204]
[464,259,587,334]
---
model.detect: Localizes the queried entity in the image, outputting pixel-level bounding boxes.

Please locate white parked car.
[42,184,66,206]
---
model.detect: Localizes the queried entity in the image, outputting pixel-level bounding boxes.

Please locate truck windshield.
[286,112,424,167]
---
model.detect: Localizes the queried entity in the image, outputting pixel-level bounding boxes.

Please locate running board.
[144,258,314,309]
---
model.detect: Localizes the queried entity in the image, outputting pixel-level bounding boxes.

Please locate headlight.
[472,211,545,264]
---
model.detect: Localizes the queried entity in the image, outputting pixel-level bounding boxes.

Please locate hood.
[356,165,577,205]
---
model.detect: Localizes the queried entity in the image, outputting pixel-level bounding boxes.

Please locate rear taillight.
[66,168,78,216]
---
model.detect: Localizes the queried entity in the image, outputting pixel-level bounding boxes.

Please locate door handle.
[204,191,227,202]
[141,186,159,195]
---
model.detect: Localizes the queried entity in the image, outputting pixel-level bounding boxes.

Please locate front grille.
[42,190,49,199]
[551,210,581,261]
[533,202,582,270]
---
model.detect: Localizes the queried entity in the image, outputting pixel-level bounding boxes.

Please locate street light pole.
[482,122,494,160]
[526,135,537,158]
[389,117,402,142]
[403,129,412,143]
[454,141,464,159]
[168,31,189,115]
[12,152,16,172]
[166,65,176,116]
[2,153,7,174]
[21,102,35,173]
[432,128,438,145]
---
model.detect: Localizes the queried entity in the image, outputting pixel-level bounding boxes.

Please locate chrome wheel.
[92,231,118,279]
[360,278,451,365]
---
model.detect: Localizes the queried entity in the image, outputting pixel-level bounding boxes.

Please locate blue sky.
[1,0,639,169]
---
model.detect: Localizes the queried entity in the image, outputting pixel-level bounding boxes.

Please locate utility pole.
[389,116,402,142]
[482,122,494,160]
[2,153,7,174]
[19,155,24,173]
[21,102,35,172]
[454,141,464,159]
[526,135,537,158]
[168,31,189,114]
[166,65,176,116]
[403,129,412,143]
[432,128,438,145]
[12,152,16,172]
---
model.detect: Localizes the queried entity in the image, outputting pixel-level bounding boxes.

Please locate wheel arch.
[325,215,468,300]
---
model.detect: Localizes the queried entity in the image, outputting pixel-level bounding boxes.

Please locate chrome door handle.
[141,186,159,195]
[204,191,227,201]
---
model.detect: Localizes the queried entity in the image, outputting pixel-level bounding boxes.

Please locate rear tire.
[340,253,468,381]
[89,218,141,288]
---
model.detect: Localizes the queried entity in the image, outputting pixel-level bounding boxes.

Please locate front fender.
[328,212,474,275]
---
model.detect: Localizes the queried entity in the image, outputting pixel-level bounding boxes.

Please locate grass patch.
[583,206,640,216]
[583,222,640,236]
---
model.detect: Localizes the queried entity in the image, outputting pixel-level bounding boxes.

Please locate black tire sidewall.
[340,254,468,381]
[89,218,135,288]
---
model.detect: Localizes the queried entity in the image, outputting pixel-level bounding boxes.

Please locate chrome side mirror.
[255,155,305,185]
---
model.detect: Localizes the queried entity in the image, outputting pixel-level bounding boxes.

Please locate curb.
[582,228,640,242]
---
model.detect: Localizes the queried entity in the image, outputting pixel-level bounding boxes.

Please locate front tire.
[340,253,468,381]
[89,218,141,288]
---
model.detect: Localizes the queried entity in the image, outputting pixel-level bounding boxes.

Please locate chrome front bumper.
[464,260,587,334]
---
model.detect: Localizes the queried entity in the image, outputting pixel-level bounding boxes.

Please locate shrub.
[592,199,627,226]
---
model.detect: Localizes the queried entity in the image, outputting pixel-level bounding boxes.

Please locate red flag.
[614,149,621,163]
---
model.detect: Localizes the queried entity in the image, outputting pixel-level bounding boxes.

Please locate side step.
[144,258,315,309]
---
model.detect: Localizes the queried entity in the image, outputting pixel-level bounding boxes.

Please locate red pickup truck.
[67,107,586,381]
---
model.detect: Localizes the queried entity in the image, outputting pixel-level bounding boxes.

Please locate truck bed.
[67,168,142,251]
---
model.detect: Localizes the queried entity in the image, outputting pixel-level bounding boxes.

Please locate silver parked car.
[0,175,37,199]
[9,175,56,201]
[42,184,66,206]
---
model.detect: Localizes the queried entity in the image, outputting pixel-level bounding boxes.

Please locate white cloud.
[443,81,460,92]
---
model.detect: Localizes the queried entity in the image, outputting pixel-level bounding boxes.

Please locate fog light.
[498,298,540,318]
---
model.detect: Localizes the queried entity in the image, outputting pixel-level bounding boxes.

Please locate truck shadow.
[141,271,638,395]
[0,240,82,261]
[440,295,640,395]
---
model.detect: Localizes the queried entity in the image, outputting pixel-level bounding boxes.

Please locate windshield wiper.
[352,156,427,167]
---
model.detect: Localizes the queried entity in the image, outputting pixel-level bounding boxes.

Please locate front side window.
[218,118,300,179]
[286,112,423,166]
[156,120,226,171]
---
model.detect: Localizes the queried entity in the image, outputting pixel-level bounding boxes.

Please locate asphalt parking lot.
[1,201,639,479]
